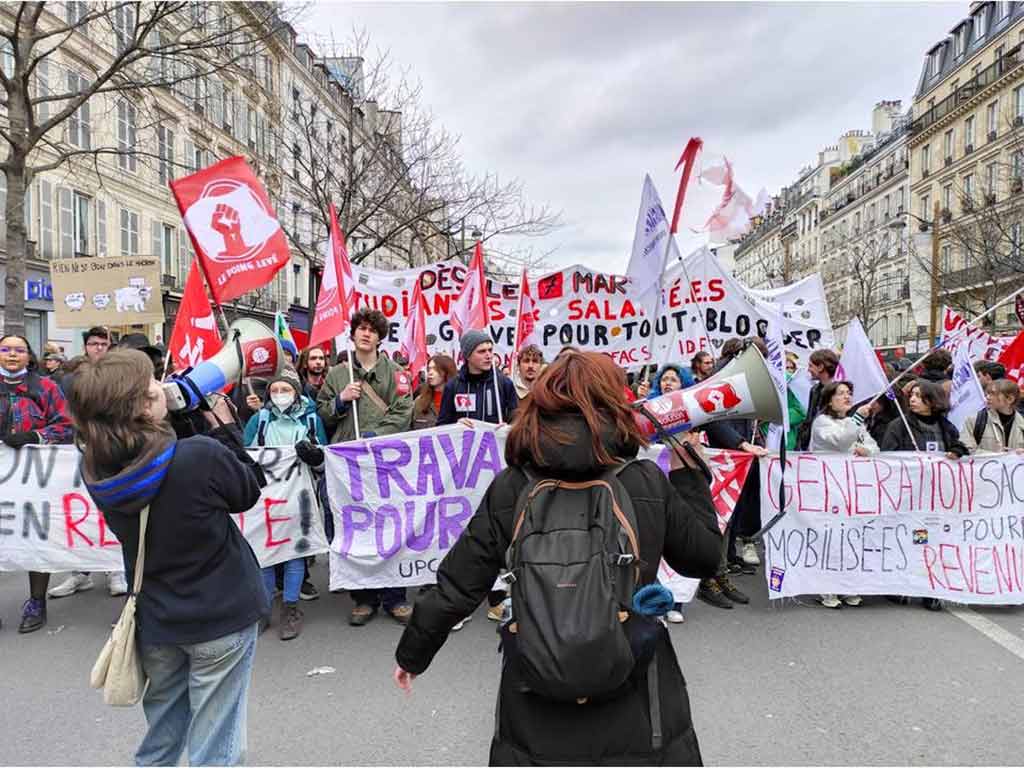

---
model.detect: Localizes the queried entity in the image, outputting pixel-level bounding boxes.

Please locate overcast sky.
[303,2,967,274]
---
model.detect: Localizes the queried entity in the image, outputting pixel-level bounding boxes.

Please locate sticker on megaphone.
[635,374,755,438]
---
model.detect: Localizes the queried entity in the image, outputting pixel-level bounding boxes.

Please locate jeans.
[263,558,304,604]
[136,623,258,766]
[351,587,406,611]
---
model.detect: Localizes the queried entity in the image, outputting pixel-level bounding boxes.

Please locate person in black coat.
[880,379,968,458]
[437,329,518,426]
[394,351,722,766]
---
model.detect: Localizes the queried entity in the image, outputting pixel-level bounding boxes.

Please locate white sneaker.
[820,594,842,609]
[841,595,862,607]
[666,609,685,624]
[48,572,94,598]
[108,572,128,597]
[740,541,760,566]
[451,616,472,632]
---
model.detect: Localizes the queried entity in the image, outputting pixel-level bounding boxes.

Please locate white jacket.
[809,413,879,455]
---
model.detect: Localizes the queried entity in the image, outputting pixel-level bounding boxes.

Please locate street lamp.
[888,200,941,345]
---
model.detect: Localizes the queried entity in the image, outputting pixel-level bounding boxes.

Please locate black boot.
[697,578,733,609]
[716,575,750,605]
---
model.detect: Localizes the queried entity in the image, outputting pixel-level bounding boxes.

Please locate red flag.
[399,273,429,381]
[999,329,1024,381]
[308,203,353,348]
[670,137,704,235]
[168,261,223,372]
[170,156,290,304]
[513,269,537,357]
[451,240,489,335]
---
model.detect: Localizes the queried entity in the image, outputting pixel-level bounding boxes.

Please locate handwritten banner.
[0,446,327,572]
[49,256,164,328]
[349,250,833,370]
[325,425,751,592]
[759,452,1024,603]
[941,306,1014,362]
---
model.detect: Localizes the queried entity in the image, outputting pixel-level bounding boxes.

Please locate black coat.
[437,365,519,425]
[880,411,969,457]
[395,415,722,766]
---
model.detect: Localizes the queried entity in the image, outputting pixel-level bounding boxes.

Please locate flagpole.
[865,280,1024,407]
[891,396,921,452]
[346,334,361,439]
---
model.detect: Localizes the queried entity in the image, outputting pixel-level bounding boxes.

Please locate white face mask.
[271,393,295,411]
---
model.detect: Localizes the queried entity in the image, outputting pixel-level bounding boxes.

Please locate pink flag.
[308,204,353,349]
[451,240,489,335]
[399,274,429,382]
[513,269,538,357]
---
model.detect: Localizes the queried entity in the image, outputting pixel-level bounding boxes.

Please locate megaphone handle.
[635,403,713,485]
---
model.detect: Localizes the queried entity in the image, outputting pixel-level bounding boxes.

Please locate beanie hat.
[459,329,491,361]
[267,366,303,398]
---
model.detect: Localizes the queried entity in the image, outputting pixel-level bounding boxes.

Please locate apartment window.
[986,162,997,196]
[193,145,205,174]
[854,212,861,232]
[964,174,975,206]
[941,244,952,273]
[1014,151,1024,179]
[1015,85,1024,119]
[883,195,890,218]
[943,129,954,159]
[66,70,91,148]
[955,27,966,58]
[120,209,140,256]
[998,1,1010,19]
[896,188,904,213]
[0,40,12,77]
[965,116,975,149]
[116,100,137,172]
[921,144,931,173]
[921,194,931,221]
[987,101,999,136]
[72,192,91,256]
[943,184,953,212]
[158,125,175,185]
[66,0,88,25]
[161,224,176,276]
[113,3,135,55]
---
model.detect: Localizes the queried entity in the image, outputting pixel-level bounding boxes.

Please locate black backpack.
[502,463,642,703]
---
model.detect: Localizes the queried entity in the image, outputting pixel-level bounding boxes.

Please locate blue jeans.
[136,623,258,766]
[263,558,304,604]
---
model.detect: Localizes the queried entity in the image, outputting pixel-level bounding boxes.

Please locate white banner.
[348,252,833,370]
[325,426,754,597]
[0,446,328,572]
[941,306,1014,361]
[759,452,1024,604]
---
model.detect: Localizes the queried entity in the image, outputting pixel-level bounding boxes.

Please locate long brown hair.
[414,354,456,415]
[506,351,647,467]
[68,350,175,477]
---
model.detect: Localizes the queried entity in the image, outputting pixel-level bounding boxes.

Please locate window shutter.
[96,198,107,256]
[36,59,50,122]
[39,180,53,259]
[183,137,195,174]
[178,226,192,287]
[58,186,73,258]
[81,90,91,150]
[152,219,163,271]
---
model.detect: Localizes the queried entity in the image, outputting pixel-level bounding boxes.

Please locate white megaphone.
[163,318,284,412]
[634,345,783,439]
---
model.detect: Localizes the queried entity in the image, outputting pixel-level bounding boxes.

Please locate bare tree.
[0,1,298,335]
[275,27,560,278]
[822,224,905,338]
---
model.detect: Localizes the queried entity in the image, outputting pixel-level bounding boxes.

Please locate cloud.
[304,2,968,274]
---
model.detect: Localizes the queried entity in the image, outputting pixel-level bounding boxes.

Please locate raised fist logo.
[211,203,248,260]
[693,382,742,414]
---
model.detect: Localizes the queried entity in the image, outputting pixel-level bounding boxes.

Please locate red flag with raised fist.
[168,261,222,372]
[308,203,353,348]
[170,156,290,304]
[399,274,429,382]
[513,269,537,357]
[451,240,489,335]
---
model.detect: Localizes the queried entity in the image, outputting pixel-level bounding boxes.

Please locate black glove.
[295,440,325,467]
[3,431,41,449]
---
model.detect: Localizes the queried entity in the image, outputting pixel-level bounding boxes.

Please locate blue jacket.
[243,395,328,448]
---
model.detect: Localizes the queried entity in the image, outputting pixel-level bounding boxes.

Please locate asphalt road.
[1,561,1022,765]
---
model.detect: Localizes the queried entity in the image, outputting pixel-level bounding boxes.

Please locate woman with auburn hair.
[68,350,269,766]
[393,351,722,766]
[412,354,457,430]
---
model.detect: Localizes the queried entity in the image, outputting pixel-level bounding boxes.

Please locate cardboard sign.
[49,256,164,328]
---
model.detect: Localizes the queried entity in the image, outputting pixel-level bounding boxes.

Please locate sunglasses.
[0,346,29,355]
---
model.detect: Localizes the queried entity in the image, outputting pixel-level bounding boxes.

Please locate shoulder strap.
[306,410,319,444]
[361,380,391,416]
[132,505,149,596]
[973,409,988,446]
[256,409,270,447]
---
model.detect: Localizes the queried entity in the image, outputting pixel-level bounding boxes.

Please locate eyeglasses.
[0,346,29,355]
[86,341,111,348]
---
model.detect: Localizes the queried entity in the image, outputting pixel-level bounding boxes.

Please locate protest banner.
[325,425,753,594]
[941,306,1013,361]
[759,452,1024,604]
[49,256,163,328]
[0,446,327,572]
[345,251,833,371]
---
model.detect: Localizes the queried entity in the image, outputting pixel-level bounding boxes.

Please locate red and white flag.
[513,269,538,356]
[999,329,1024,381]
[451,240,489,335]
[399,273,429,381]
[308,203,354,349]
[170,156,290,304]
[168,261,223,372]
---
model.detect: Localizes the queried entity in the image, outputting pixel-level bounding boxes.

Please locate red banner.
[170,156,290,304]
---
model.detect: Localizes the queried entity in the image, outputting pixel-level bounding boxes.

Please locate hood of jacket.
[530,412,640,478]
[82,433,177,516]
[649,363,694,399]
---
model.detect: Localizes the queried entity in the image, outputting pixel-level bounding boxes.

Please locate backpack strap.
[973,409,988,446]
[256,409,270,447]
[306,410,319,444]
[647,655,662,751]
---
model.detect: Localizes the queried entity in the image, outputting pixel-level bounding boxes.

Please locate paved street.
[1,561,1022,766]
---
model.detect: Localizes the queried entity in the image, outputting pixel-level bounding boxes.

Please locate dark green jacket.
[317,354,413,442]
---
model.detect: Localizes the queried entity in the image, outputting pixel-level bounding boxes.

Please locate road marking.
[948,606,1024,662]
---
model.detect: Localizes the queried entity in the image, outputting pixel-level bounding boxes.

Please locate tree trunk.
[3,157,30,338]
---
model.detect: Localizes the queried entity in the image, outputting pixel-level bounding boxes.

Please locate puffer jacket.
[396,414,722,766]
[809,412,879,454]
[881,411,968,456]
[960,408,1024,453]
[436,365,518,426]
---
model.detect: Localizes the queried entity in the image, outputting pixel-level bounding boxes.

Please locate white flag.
[626,175,677,302]
[948,342,987,430]
[836,317,889,403]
